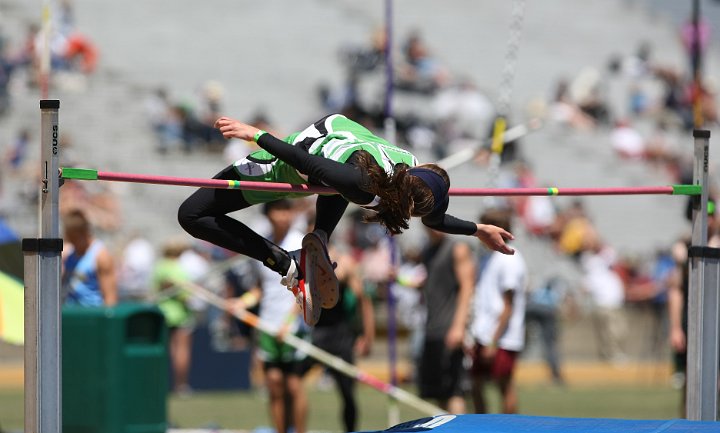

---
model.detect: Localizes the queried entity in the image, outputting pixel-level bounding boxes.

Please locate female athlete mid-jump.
[178,113,514,325]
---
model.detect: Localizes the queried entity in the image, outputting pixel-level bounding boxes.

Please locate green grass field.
[0,384,682,432]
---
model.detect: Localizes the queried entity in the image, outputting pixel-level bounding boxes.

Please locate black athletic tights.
[177,165,349,276]
[177,165,294,276]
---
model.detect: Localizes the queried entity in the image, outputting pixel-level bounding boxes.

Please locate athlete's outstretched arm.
[422,209,515,255]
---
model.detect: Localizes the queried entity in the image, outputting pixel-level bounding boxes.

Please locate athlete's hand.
[475,224,515,255]
[482,344,498,362]
[670,327,686,352]
[445,324,464,350]
[228,298,248,314]
[214,116,260,141]
[354,335,372,357]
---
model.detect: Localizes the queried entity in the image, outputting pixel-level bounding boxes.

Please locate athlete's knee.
[177,200,200,234]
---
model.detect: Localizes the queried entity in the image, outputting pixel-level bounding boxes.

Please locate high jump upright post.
[23,99,63,433]
[686,129,718,421]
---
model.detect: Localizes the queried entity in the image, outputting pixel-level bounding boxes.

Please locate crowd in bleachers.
[1,1,718,426]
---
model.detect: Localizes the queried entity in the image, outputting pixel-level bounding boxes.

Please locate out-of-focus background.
[2,0,720,432]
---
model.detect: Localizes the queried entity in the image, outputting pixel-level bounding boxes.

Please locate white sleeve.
[499,255,524,292]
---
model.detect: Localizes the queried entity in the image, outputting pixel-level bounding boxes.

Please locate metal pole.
[387,235,400,427]
[384,0,400,426]
[686,129,714,420]
[61,168,701,197]
[488,0,527,191]
[691,0,704,128]
[383,0,394,130]
[24,99,63,433]
[182,280,445,416]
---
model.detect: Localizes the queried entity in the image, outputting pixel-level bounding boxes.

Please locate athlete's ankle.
[280,255,301,292]
[313,229,329,244]
[286,249,303,279]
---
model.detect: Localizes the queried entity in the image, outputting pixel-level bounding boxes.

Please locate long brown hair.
[354,151,449,235]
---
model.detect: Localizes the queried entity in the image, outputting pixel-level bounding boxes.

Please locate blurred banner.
[0,218,23,345]
[0,270,23,345]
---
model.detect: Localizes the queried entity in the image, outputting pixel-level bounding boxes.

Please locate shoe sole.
[297,248,321,326]
[302,232,339,309]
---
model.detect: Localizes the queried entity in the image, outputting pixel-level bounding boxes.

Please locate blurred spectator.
[144,87,183,154]
[310,245,374,432]
[21,1,97,79]
[553,199,597,259]
[61,209,117,306]
[179,240,212,280]
[469,208,527,414]
[581,240,627,364]
[644,120,682,176]
[391,246,427,379]
[152,238,195,396]
[431,80,495,157]
[61,32,98,74]
[117,233,156,301]
[59,179,122,232]
[525,276,568,386]
[30,26,98,78]
[2,129,30,172]
[56,0,76,36]
[231,199,308,433]
[606,44,652,118]
[506,161,557,237]
[628,82,650,117]
[694,80,719,126]
[610,118,645,159]
[607,42,653,80]
[0,39,19,116]
[522,194,557,238]
[396,31,450,95]
[654,66,693,130]
[679,16,710,76]
[549,79,595,130]
[175,103,224,153]
[570,68,611,126]
[199,80,225,125]
[359,233,394,299]
[417,227,476,414]
[223,255,262,350]
[17,23,40,87]
[668,238,688,410]
[320,29,386,114]
[644,249,676,360]
[56,134,122,231]
[179,240,212,312]
[351,209,394,304]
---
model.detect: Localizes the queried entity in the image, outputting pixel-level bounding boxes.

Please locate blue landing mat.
[360,414,720,433]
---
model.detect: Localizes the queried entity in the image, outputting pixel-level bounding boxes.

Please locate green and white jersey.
[232,113,417,205]
[288,114,418,174]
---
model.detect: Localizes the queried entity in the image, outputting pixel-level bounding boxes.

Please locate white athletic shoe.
[301,231,339,309]
[280,257,300,291]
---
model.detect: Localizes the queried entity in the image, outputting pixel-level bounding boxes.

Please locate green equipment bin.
[62,303,169,433]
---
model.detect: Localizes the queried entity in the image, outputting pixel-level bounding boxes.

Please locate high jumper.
[177,113,515,325]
